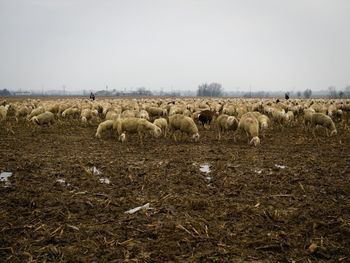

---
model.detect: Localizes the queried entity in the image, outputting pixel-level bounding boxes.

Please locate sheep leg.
[218,130,221,141]
[173,132,177,142]
[138,131,144,145]
[246,132,250,144]
[312,127,316,138]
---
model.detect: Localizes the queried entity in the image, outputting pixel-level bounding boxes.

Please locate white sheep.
[27,107,45,120]
[95,120,115,138]
[153,118,168,137]
[62,107,81,119]
[105,110,120,121]
[120,109,137,118]
[257,114,270,136]
[137,109,150,120]
[15,106,31,122]
[0,105,9,122]
[238,115,260,146]
[271,109,288,126]
[168,114,200,142]
[303,108,316,131]
[31,111,55,126]
[285,111,295,126]
[113,117,162,144]
[81,108,98,124]
[310,113,337,137]
[216,114,239,141]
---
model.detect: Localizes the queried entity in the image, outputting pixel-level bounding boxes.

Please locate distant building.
[14,91,31,96]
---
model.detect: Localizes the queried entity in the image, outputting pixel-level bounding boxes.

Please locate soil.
[1,99,350,262]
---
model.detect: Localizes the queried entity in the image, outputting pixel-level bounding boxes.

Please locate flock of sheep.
[0,97,348,146]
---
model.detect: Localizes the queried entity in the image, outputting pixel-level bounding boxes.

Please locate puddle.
[0,172,12,187]
[99,177,110,184]
[199,164,210,174]
[275,164,286,169]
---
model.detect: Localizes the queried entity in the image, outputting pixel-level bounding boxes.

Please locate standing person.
[90,92,95,101]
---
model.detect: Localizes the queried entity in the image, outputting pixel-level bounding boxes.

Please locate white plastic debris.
[0,172,12,187]
[0,172,12,182]
[205,176,212,181]
[99,177,110,184]
[275,164,286,169]
[125,203,151,214]
[254,169,262,174]
[56,178,71,186]
[199,164,210,174]
[67,224,80,231]
[90,166,101,175]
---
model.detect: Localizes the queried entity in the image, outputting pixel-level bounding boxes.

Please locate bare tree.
[197,83,223,97]
[303,89,312,98]
[345,85,350,98]
[328,86,337,98]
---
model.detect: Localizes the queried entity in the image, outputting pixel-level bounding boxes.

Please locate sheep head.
[330,129,337,137]
[153,127,162,138]
[261,122,268,130]
[119,133,126,143]
[250,136,260,147]
[191,133,200,142]
[31,116,39,125]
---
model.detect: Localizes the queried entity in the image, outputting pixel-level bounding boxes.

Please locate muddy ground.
[0,104,350,262]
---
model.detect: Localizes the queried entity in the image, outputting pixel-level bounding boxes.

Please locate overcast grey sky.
[0,0,349,92]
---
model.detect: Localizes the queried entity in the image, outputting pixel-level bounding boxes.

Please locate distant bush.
[0,89,11,96]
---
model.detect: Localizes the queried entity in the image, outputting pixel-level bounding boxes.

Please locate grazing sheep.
[285,111,295,126]
[113,117,162,144]
[121,109,137,118]
[191,111,201,123]
[168,114,200,142]
[31,111,55,126]
[46,104,60,115]
[153,118,168,137]
[238,116,260,147]
[303,108,316,131]
[81,108,98,124]
[27,107,45,120]
[146,107,167,118]
[95,120,115,138]
[15,106,31,122]
[311,113,337,137]
[137,110,150,120]
[105,111,120,121]
[222,105,236,116]
[0,105,9,122]
[216,114,239,140]
[62,107,81,119]
[334,109,343,123]
[198,110,217,129]
[271,109,288,126]
[257,114,270,136]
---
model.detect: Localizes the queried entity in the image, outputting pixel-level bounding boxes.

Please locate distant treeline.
[2,85,350,98]
[0,89,11,96]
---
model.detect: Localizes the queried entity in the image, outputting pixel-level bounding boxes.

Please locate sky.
[0,0,349,92]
